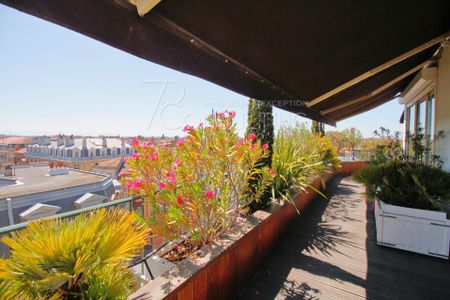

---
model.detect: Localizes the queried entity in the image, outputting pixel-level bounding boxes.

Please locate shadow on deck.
[241,176,450,299]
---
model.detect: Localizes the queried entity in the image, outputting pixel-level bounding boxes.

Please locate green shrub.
[353,161,450,211]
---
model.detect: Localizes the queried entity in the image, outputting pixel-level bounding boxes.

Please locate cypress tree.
[246,98,274,166]
[246,98,274,209]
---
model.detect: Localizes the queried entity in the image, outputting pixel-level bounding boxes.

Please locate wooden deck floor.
[241,176,450,300]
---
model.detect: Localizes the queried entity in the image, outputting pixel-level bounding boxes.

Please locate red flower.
[176,139,185,146]
[205,190,215,199]
[262,143,269,150]
[248,133,256,140]
[228,111,236,118]
[183,125,194,132]
[269,168,276,177]
[177,195,183,205]
[159,181,167,189]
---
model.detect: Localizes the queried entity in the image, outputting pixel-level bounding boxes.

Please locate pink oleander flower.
[166,172,175,179]
[237,138,246,146]
[176,139,185,146]
[123,156,130,163]
[131,137,139,148]
[228,111,236,118]
[159,181,167,189]
[262,143,269,150]
[198,122,204,128]
[131,153,140,159]
[177,195,183,205]
[248,133,256,140]
[150,152,159,161]
[127,180,142,193]
[175,158,182,167]
[183,125,194,132]
[215,125,220,131]
[205,190,215,199]
[142,142,150,150]
[216,111,224,117]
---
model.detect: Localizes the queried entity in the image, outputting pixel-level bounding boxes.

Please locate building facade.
[399,42,450,171]
[25,136,134,171]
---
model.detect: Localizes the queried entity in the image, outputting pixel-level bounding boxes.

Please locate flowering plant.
[122,111,273,246]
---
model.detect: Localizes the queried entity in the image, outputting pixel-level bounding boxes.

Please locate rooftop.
[30,137,130,149]
[0,166,108,199]
[0,137,33,145]
[95,157,123,169]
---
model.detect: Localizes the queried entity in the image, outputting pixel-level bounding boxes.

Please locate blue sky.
[0,4,404,137]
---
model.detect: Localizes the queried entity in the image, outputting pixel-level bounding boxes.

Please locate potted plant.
[353,128,450,258]
[0,209,150,299]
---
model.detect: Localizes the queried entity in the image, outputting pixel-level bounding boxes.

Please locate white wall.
[435,44,450,172]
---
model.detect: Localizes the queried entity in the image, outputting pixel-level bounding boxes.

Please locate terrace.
[0,1,449,299]
[242,176,450,300]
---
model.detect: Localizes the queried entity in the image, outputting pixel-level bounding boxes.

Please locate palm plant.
[0,208,150,300]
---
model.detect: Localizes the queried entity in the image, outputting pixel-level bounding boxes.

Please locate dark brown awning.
[1,0,449,125]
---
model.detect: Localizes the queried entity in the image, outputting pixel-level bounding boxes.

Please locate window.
[417,100,426,132]
[426,94,435,157]
[405,92,435,159]
[406,105,415,155]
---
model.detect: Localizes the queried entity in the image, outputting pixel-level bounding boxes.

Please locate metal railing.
[0,194,171,283]
[0,195,142,236]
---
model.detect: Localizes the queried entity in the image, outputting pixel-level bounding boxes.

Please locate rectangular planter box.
[374,200,450,259]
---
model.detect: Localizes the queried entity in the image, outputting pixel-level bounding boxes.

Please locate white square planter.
[374,200,450,259]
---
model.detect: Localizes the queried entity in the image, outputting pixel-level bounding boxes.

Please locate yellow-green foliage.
[0,209,150,300]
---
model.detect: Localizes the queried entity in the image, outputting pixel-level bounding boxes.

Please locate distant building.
[92,157,124,179]
[26,136,133,161]
[0,136,34,149]
[25,136,134,171]
[0,164,115,228]
[0,136,35,167]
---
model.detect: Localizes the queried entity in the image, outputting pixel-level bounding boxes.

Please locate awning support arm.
[307,33,448,108]
[321,60,431,115]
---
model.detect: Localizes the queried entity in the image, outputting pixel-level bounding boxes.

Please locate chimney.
[64,135,74,147]
[102,137,107,148]
[82,138,87,149]
[57,135,64,147]
[42,136,51,146]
